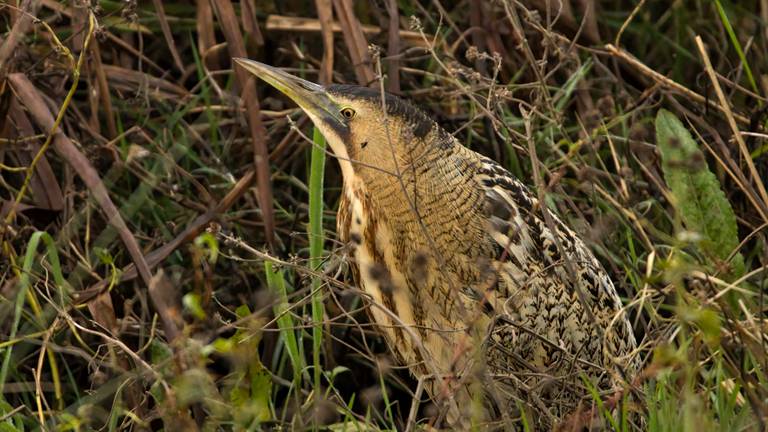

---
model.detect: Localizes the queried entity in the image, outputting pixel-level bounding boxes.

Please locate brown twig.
[314,0,335,85]
[74,169,256,305]
[526,0,600,45]
[90,42,117,138]
[695,36,768,222]
[332,0,376,86]
[502,1,558,118]
[385,0,401,93]
[241,0,265,49]
[102,64,189,99]
[9,74,153,287]
[196,0,219,71]
[605,43,751,126]
[2,98,64,211]
[150,0,185,72]
[148,269,183,343]
[575,0,600,44]
[211,0,276,250]
[265,14,426,47]
[0,0,41,75]
[614,0,646,48]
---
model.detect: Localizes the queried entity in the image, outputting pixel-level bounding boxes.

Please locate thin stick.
[4,12,93,227]
[605,43,751,125]
[694,36,768,221]
[314,0,335,85]
[614,0,646,48]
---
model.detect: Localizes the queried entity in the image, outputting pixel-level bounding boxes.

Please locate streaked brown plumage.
[236,59,639,430]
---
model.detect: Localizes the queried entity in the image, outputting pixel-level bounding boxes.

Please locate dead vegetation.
[0,1,766,430]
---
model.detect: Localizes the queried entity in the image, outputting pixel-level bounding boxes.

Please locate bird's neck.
[357,143,491,266]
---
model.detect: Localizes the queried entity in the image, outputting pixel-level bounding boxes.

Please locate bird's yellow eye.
[340,107,356,120]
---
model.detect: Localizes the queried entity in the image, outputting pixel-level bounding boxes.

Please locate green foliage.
[193,231,220,264]
[654,109,745,278]
[646,371,717,432]
[217,305,273,428]
[677,303,722,347]
[2,2,767,431]
[713,0,759,96]
[0,399,24,432]
[182,293,207,320]
[308,126,327,404]
[1,231,68,415]
[264,262,304,385]
[645,353,756,432]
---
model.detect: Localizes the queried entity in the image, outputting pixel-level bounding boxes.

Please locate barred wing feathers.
[474,155,638,383]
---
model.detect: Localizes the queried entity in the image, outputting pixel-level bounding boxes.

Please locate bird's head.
[235,59,441,181]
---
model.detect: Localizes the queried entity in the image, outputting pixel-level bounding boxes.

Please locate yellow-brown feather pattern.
[235,61,637,430]
[337,128,638,429]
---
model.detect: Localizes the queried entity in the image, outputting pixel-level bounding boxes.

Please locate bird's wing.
[473,154,637,372]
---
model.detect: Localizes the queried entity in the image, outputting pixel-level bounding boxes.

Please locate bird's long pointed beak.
[234,58,345,130]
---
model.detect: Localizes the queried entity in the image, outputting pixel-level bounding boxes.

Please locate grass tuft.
[0,1,766,430]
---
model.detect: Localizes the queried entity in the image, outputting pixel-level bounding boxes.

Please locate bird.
[235,59,639,430]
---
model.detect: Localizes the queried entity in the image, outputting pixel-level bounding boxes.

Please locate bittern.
[236,59,638,430]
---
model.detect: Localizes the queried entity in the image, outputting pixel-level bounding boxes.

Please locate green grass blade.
[581,373,620,431]
[554,59,592,111]
[1,232,68,399]
[309,126,327,409]
[264,261,304,385]
[713,0,760,98]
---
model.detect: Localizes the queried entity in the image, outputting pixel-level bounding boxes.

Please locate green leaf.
[695,308,722,347]
[655,109,745,278]
[182,293,206,320]
[0,399,24,432]
[221,319,273,426]
[149,339,173,365]
[193,232,219,264]
[248,361,273,423]
[235,304,251,319]
[264,262,304,384]
[676,302,722,347]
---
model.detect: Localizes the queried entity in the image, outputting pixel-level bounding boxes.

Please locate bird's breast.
[338,173,492,379]
[340,178,422,366]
